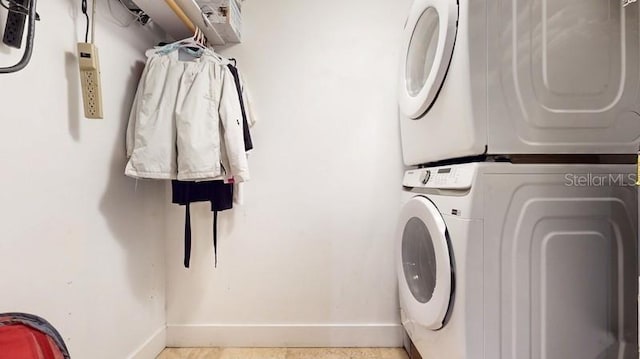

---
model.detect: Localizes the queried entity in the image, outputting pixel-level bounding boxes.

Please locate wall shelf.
[132,0,227,45]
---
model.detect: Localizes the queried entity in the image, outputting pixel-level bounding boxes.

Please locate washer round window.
[402,217,437,303]
[405,7,440,97]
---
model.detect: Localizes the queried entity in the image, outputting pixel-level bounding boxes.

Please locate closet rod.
[164,0,196,33]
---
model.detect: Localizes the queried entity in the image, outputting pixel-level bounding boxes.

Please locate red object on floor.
[0,325,63,359]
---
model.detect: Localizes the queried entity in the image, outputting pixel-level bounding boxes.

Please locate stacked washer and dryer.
[396,0,640,358]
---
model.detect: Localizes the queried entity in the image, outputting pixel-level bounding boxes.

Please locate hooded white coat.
[125,50,249,182]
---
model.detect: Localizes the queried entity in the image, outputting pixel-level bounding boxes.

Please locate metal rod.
[164,0,196,33]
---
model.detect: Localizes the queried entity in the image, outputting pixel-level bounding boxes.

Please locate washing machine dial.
[421,170,431,185]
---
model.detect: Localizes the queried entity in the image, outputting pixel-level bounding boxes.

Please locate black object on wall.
[0,0,39,73]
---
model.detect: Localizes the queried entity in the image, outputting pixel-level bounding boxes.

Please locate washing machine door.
[398,0,458,119]
[396,196,453,330]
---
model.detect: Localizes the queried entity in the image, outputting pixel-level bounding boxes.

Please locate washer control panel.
[403,164,476,190]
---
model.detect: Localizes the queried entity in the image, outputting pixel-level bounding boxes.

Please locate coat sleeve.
[126,59,152,158]
[219,66,250,182]
[240,72,258,128]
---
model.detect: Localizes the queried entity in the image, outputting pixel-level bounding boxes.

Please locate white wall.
[0,1,166,358]
[165,0,411,347]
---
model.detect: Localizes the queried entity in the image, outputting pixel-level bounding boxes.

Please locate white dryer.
[398,0,640,166]
[397,162,638,358]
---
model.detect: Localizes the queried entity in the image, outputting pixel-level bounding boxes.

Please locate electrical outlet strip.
[3,0,29,48]
[77,42,104,119]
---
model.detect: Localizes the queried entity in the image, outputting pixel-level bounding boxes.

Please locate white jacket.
[125,50,249,182]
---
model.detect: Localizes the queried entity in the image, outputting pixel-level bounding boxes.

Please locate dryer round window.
[398,0,458,120]
[405,7,440,97]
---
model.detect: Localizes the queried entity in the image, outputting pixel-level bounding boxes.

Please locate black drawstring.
[213,211,218,267]
[185,206,220,268]
[184,203,191,268]
[179,182,227,268]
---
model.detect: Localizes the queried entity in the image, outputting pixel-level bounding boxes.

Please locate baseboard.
[166,323,403,348]
[128,326,167,359]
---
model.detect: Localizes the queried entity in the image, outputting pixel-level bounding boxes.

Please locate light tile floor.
[157,348,409,359]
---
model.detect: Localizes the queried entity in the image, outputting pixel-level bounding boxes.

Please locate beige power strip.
[77,42,104,119]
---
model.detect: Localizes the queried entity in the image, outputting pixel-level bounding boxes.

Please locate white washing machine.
[398,0,640,166]
[397,162,638,358]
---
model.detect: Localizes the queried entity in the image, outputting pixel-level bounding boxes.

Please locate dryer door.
[396,196,453,330]
[398,0,458,119]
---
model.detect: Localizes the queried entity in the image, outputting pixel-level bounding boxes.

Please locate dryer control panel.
[403,164,476,190]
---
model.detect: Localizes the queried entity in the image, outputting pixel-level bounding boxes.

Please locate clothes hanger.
[194,28,202,46]
[151,26,230,65]
[197,28,206,46]
[152,27,207,56]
